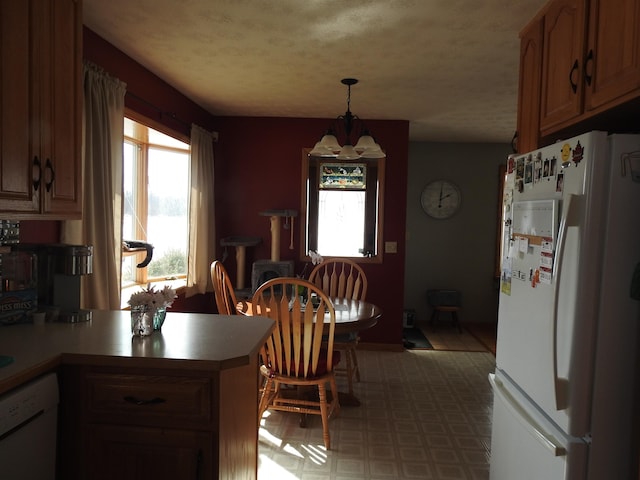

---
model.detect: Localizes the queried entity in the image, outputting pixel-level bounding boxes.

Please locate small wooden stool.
[427,289,462,333]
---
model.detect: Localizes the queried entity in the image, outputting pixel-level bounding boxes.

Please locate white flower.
[309,250,323,265]
[128,284,177,310]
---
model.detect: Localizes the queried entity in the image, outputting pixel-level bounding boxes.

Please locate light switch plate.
[384,241,397,253]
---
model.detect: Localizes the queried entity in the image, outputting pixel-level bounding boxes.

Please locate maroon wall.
[81,28,410,346]
[214,116,409,345]
[84,28,217,137]
[20,221,59,243]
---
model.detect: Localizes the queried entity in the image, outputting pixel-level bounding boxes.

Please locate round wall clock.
[421,180,461,219]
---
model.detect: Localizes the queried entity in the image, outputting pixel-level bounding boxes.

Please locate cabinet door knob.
[569,59,579,94]
[44,158,55,192]
[583,49,594,86]
[32,156,42,191]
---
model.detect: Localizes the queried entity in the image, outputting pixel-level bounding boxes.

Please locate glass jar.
[131,305,154,336]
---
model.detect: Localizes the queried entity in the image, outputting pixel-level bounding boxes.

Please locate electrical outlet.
[384,241,397,253]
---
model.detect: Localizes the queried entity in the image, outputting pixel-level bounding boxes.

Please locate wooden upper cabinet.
[583,0,640,112]
[516,18,543,153]
[517,0,640,144]
[539,0,587,133]
[0,1,39,213]
[0,0,82,219]
[40,0,82,217]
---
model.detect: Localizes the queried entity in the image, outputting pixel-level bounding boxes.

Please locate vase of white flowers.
[128,284,176,336]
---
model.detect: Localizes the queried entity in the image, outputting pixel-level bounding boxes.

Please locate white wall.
[404,142,512,325]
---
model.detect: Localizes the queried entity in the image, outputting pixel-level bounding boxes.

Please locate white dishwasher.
[0,372,59,480]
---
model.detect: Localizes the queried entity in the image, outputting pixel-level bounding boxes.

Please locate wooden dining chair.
[308,258,368,397]
[210,260,238,315]
[253,277,340,450]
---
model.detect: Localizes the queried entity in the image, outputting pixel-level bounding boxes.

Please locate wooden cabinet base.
[85,424,213,480]
[58,358,259,480]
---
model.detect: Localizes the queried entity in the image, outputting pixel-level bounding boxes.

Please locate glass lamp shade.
[360,143,386,158]
[309,142,336,157]
[309,133,341,157]
[319,133,341,151]
[336,143,360,160]
[355,133,386,158]
[354,134,376,152]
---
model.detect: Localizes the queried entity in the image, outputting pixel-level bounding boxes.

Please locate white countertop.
[0,310,274,394]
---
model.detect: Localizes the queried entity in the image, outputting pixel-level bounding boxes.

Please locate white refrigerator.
[490,131,640,480]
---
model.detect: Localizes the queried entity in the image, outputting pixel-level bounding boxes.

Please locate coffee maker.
[17,244,94,323]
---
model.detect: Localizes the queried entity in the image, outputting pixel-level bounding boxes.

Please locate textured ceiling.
[83,0,546,143]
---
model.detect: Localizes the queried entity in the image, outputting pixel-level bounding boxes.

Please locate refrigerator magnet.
[531,268,540,288]
[501,257,512,295]
[556,173,564,193]
[539,269,552,285]
[516,157,524,179]
[541,237,554,254]
[518,236,529,253]
[540,252,553,269]
[572,141,584,165]
[525,163,533,184]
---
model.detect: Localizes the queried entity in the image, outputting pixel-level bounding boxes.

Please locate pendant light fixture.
[309,78,385,159]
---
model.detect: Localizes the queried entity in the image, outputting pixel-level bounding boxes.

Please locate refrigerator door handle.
[551,194,581,411]
[489,374,567,457]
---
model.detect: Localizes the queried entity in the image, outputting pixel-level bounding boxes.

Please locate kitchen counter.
[0,310,274,480]
[0,310,274,395]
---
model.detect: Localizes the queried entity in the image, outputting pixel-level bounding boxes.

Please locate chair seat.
[430,306,462,332]
[427,289,462,333]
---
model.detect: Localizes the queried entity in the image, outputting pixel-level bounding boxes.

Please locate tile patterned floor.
[258,349,496,479]
[423,323,497,355]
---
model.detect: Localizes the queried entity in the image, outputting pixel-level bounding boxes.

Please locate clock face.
[421,180,461,219]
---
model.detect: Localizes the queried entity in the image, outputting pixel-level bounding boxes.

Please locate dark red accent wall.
[214,116,409,345]
[19,221,59,243]
[80,28,410,346]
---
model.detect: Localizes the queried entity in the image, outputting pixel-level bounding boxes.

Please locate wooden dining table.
[237,296,382,334]
[236,296,383,406]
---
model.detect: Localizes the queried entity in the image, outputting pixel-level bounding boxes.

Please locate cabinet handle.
[32,156,42,191]
[44,158,55,192]
[583,49,594,86]
[123,395,167,406]
[569,59,579,93]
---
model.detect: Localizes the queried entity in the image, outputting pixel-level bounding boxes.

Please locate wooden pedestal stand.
[220,236,262,291]
[259,209,298,261]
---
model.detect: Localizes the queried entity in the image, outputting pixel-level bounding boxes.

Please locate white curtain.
[62,61,126,310]
[185,124,216,296]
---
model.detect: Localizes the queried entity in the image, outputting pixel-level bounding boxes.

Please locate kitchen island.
[0,310,274,480]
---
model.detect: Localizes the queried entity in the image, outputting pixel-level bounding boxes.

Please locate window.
[301,151,384,259]
[122,118,190,289]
